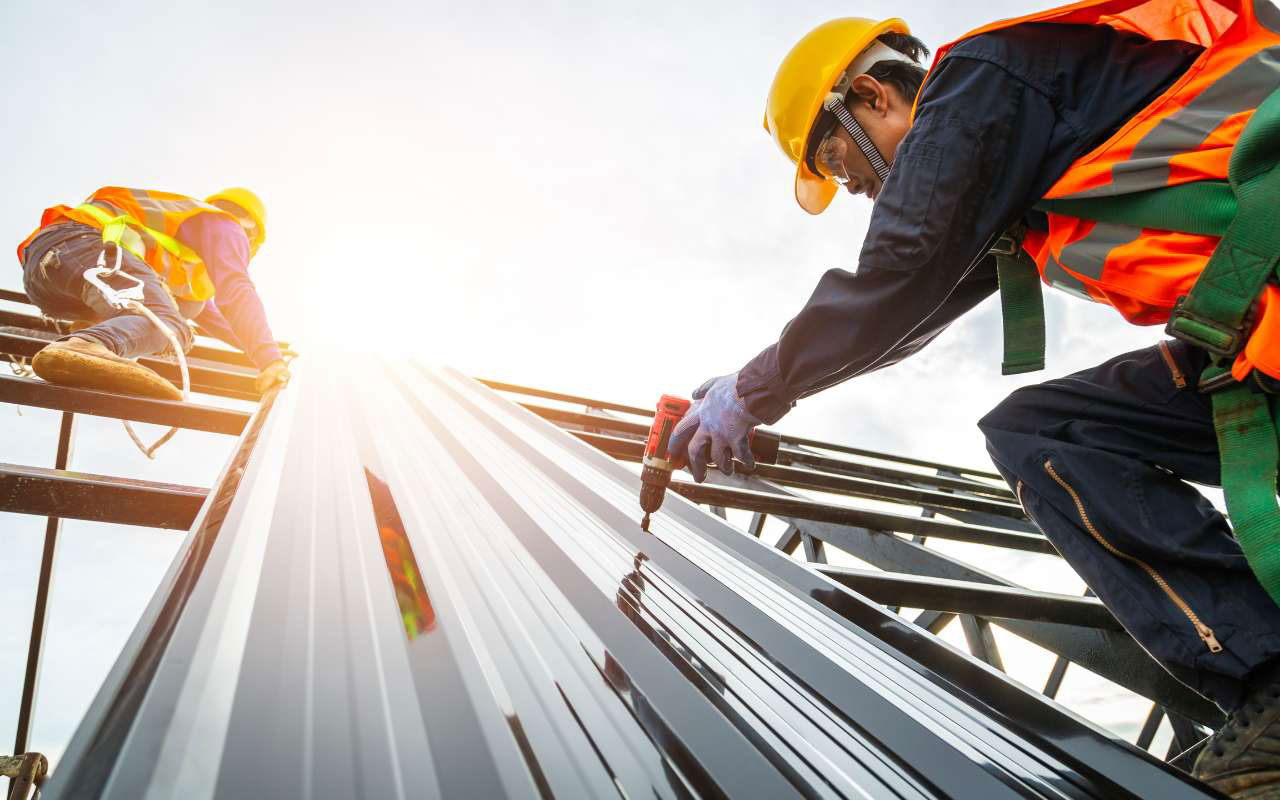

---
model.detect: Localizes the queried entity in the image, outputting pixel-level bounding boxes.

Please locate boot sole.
[32,347,182,401]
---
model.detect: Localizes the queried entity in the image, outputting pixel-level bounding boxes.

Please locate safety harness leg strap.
[993,228,1046,375]
[1211,371,1280,607]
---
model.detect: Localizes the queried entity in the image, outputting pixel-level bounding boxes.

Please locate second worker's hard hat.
[764,17,910,215]
[206,187,267,256]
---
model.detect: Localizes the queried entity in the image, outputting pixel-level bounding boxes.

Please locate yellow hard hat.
[764,17,909,215]
[206,187,267,256]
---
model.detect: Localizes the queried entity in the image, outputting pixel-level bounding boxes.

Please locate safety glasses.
[806,85,891,187]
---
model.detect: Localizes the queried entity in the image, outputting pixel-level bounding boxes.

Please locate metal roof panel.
[43,364,1219,799]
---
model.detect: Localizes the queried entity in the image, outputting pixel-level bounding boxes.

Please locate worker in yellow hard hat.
[667,7,1280,796]
[16,186,289,399]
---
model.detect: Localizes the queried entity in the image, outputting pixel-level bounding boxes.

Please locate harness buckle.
[83,244,145,312]
[989,222,1028,257]
[989,236,1019,257]
[1165,297,1246,358]
[1198,367,1239,394]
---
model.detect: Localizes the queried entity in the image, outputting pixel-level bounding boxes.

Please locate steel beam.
[12,412,74,780]
[0,307,255,370]
[668,479,1054,553]
[1166,713,1210,771]
[778,432,1003,480]
[778,446,1014,499]
[0,330,259,401]
[2,752,46,800]
[960,616,1006,671]
[478,377,653,417]
[0,375,249,435]
[1137,705,1166,751]
[1043,656,1070,699]
[575,429,1028,520]
[0,289,33,305]
[0,463,205,529]
[482,374,1006,480]
[521,401,1016,499]
[816,566,1123,631]
[701,470,1224,727]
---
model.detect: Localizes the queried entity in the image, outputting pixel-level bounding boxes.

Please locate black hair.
[865,32,931,104]
[802,32,931,178]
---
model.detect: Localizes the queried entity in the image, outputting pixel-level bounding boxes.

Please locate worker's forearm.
[194,303,243,352]
[737,260,997,422]
[178,213,282,369]
[212,276,282,369]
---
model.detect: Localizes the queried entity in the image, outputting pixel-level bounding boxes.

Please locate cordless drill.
[638,395,781,531]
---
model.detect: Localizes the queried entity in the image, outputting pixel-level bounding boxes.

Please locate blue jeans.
[980,340,1280,712]
[21,222,195,358]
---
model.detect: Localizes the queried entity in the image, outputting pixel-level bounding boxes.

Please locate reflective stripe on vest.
[1041,249,1093,302]
[1058,43,1280,199]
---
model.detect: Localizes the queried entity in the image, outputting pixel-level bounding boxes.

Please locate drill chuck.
[640,465,673,514]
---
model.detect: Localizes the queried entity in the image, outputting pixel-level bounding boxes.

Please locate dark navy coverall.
[736,22,1280,712]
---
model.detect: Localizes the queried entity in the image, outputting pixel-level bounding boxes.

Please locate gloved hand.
[255,359,292,394]
[667,372,763,483]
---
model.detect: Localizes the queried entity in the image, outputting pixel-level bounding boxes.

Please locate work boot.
[1194,661,1280,798]
[31,337,181,401]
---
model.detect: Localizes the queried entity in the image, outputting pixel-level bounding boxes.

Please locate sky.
[0,0,1202,770]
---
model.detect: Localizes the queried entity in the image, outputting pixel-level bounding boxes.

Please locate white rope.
[119,299,189,459]
[81,246,191,459]
[8,355,34,377]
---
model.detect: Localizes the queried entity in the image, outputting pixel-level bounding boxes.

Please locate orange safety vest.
[16,187,237,302]
[921,0,1280,381]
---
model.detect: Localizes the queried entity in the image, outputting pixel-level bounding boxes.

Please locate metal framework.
[0,289,1226,797]
[0,291,263,800]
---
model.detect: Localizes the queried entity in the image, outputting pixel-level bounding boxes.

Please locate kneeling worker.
[669,3,1280,795]
[15,186,290,399]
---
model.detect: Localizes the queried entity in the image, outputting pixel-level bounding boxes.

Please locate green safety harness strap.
[1209,363,1280,606]
[997,178,1239,378]
[1017,89,1280,608]
[991,226,1046,375]
[1036,181,1236,239]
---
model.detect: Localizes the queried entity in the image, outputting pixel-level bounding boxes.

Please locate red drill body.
[638,395,781,531]
[639,395,690,531]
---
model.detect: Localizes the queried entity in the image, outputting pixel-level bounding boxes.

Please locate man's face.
[813,75,913,201]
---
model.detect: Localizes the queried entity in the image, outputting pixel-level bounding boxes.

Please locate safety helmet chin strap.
[823,92,891,183]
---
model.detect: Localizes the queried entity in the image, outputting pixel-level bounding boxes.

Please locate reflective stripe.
[75,203,148,262]
[130,188,169,232]
[1058,222,1143,279]
[1063,45,1280,199]
[1041,250,1094,301]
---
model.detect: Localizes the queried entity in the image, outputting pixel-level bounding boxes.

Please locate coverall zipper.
[1158,340,1187,388]
[1043,459,1222,653]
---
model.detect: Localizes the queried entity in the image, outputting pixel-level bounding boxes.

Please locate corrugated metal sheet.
[44,364,1219,799]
